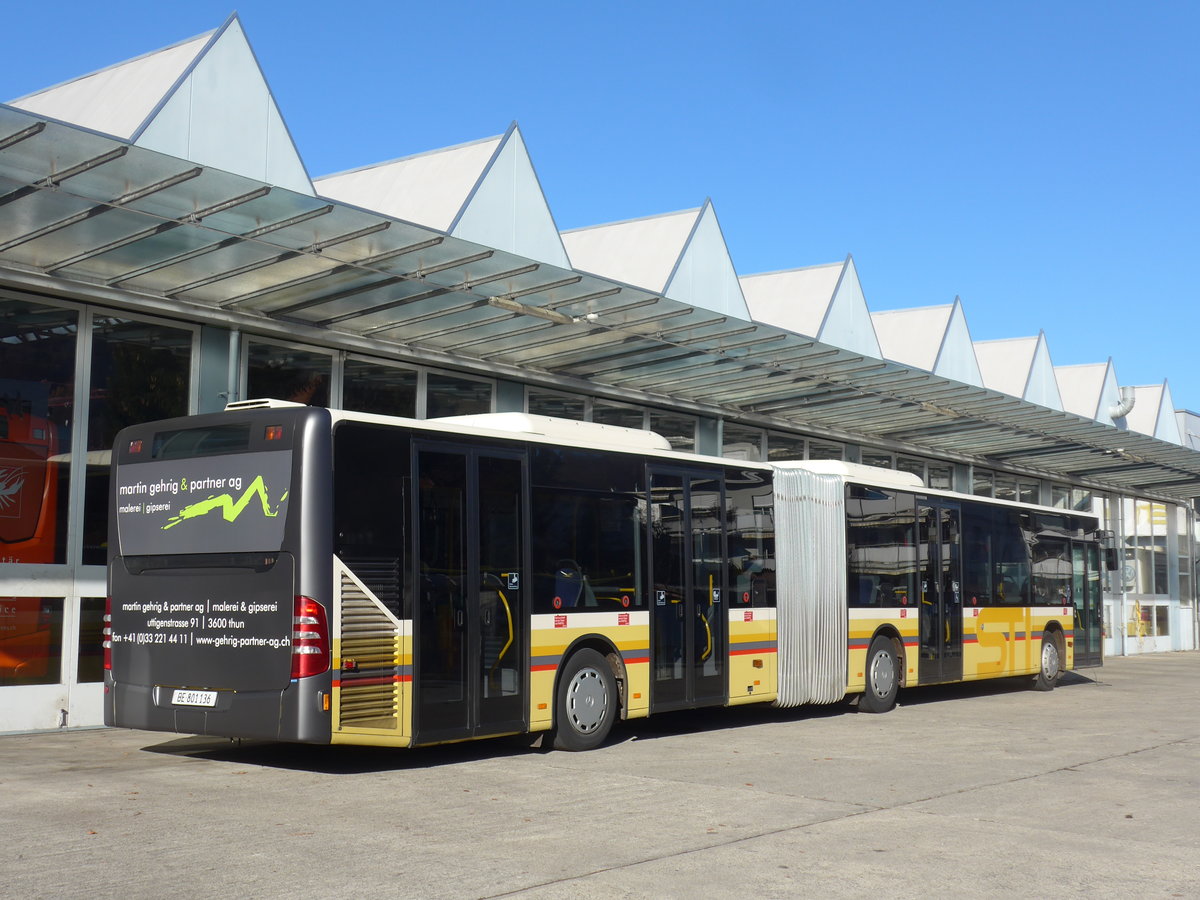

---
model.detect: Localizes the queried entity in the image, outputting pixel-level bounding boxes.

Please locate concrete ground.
[2,652,1197,899]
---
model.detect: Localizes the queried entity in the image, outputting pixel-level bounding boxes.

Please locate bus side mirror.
[1104,547,1119,571]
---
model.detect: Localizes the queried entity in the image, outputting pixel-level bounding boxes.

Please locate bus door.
[648,467,726,711]
[413,445,526,744]
[918,501,963,684]
[1072,542,1103,667]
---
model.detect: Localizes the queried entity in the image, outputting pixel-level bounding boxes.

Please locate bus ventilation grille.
[338,571,402,730]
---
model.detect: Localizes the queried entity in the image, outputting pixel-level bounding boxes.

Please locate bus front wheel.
[1032,632,1061,691]
[859,635,900,713]
[552,648,617,751]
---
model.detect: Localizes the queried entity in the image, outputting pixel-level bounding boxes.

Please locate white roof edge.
[8,29,217,104]
[313,133,505,182]
[561,206,703,235]
[772,459,925,489]
[974,335,1039,346]
[871,302,956,316]
[430,412,673,451]
[740,260,844,279]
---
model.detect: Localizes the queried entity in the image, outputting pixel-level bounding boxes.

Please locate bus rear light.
[103,597,112,671]
[291,596,329,679]
[264,425,284,441]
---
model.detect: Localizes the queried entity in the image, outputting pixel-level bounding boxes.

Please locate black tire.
[1032,631,1062,691]
[551,648,617,751]
[859,635,900,713]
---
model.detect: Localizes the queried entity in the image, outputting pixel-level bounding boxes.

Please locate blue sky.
[6,1,1198,414]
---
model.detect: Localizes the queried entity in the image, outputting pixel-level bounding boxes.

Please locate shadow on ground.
[138,670,1104,773]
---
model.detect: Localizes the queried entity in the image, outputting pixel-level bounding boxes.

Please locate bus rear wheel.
[1032,632,1061,691]
[552,648,617,751]
[859,635,900,713]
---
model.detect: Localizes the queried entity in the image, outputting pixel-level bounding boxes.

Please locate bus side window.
[529,489,643,614]
[846,487,915,609]
[333,424,411,618]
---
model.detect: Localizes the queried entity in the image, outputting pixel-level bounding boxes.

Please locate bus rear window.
[152,424,251,459]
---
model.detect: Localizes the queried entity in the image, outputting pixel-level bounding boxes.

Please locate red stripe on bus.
[530,664,559,672]
[623,656,650,664]
[729,646,777,656]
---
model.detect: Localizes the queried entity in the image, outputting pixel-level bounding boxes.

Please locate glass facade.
[84,316,193,565]
[426,372,492,418]
[527,389,585,421]
[0,597,63,687]
[722,423,764,461]
[0,298,77,565]
[343,358,418,418]
[245,340,331,406]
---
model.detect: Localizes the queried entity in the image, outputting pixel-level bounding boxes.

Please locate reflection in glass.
[847,488,916,608]
[85,316,192,565]
[246,341,331,406]
[0,299,77,565]
[426,373,491,418]
[927,465,953,491]
[77,597,106,683]
[972,469,993,497]
[994,476,1017,503]
[528,389,585,420]
[721,423,763,462]
[592,402,644,431]
[807,440,843,461]
[648,410,696,452]
[342,359,417,418]
[766,431,806,461]
[0,597,63,686]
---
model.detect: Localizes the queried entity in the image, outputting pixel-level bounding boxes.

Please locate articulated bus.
[104,401,1108,750]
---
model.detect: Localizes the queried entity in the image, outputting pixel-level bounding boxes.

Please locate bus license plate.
[171,689,218,708]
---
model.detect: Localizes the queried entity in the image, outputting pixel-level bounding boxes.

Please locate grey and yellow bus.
[105,400,1107,750]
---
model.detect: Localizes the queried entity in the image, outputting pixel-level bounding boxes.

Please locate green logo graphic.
[162,476,289,531]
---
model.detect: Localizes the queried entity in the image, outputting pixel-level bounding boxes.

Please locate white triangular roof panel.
[9,33,211,139]
[1056,363,1109,420]
[134,18,312,194]
[871,305,953,371]
[975,337,1038,398]
[1057,360,1126,426]
[1127,382,1183,443]
[932,299,983,387]
[820,256,881,358]
[1157,383,1182,444]
[316,136,501,230]
[741,262,841,337]
[449,126,570,268]
[1176,410,1200,451]
[1125,384,1163,436]
[662,202,748,318]
[562,208,698,292]
[1024,332,1064,411]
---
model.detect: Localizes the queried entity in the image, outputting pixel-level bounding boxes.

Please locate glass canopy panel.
[178,254,343,305]
[6,206,170,275]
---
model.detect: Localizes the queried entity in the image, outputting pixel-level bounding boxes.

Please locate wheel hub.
[567,666,608,733]
[869,649,895,697]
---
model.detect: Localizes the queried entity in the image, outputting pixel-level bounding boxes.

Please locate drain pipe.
[1108,385,1136,420]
